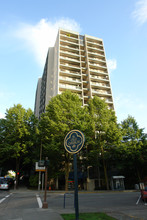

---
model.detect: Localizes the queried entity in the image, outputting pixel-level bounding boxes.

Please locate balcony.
[89,62,107,70]
[86,38,103,46]
[92,89,112,97]
[91,81,110,90]
[60,51,80,58]
[60,69,81,78]
[87,47,104,56]
[87,43,103,51]
[88,51,105,59]
[105,99,113,104]
[60,40,79,49]
[88,57,105,64]
[60,44,79,53]
[60,35,79,44]
[92,96,113,105]
[60,56,80,63]
[90,75,108,82]
[60,32,79,40]
[60,63,80,71]
[90,68,107,75]
[59,76,81,85]
[87,45,104,53]
[59,83,82,92]
[89,63,107,71]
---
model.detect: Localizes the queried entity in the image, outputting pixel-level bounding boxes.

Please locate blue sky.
[0,0,147,132]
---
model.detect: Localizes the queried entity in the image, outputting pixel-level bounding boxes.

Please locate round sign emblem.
[64,130,85,154]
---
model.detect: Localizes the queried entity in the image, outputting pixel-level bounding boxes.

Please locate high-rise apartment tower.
[34,29,114,118]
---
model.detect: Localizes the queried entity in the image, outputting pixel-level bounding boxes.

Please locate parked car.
[0,177,9,190]
[5,177,14,188]
[141,185,147,202]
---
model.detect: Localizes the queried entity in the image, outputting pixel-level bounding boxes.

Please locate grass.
[61,212,116,220]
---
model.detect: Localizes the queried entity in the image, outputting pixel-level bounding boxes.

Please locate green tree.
[87,96,122,190]
[0,104,38,188]
[120,115,146,183]
[39,91,87,190]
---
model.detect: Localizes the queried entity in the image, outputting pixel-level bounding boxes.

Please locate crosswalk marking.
[36,194,42,208]
[0,198,6,203]
[0,193,12,204]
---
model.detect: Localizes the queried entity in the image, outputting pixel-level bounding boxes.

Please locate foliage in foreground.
[0,104,38,188]
[39,90,87,190]
[61,212,116,220]
[0,91,146,190]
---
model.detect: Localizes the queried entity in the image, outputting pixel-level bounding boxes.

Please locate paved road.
[0,189,63,220]
[0,189,146,220]
[39,190,147,219]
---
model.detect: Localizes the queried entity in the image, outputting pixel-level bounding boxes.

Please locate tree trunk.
[101,145,109,190]
[98,166,101,188]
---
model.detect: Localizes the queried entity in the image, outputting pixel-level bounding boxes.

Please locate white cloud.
[107,59,117,74]
[15,18,81,67]
[132,0,147,25]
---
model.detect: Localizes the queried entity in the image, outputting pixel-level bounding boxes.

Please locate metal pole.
[42,166,48,208]
[42,173,44,191]
[38,141,42,191]
[38,171,41,191]
[74,154,79,220]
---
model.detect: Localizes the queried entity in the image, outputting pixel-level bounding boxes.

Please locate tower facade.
[34,29,114,117]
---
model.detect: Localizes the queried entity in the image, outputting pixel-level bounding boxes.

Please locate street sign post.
[64,130,85,220]
[42,157,49,209]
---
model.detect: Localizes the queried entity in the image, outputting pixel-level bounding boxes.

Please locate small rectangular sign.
[35,162,45,172]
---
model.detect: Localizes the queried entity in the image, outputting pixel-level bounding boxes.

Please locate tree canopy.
[0,95,146,190]
[0,104,38,187]
[39,90,87,190]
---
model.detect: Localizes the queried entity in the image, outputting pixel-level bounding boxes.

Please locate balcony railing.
[86,39,103,47]
[89,62,107,69]
[60,56,80,63]
[91,82,110,90]
[59,83,82,91]
[60,33,79,40]
[59,76,81,83]
[60,38,79,45]
[88,57,105,64]
[60,63,80,70]
[90,75,108,81]
[60,44,79,51]
[92,89,112,96]
[60,40,79,49]
[88,51,105,59]
[60,69,81,76]
[89,69,108,76]
[60,50,80,58]
[87,46,104,53]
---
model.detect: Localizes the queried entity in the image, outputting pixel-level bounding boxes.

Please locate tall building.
[34,29,114,117]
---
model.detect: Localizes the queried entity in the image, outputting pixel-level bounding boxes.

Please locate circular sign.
[64,130,85,154]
